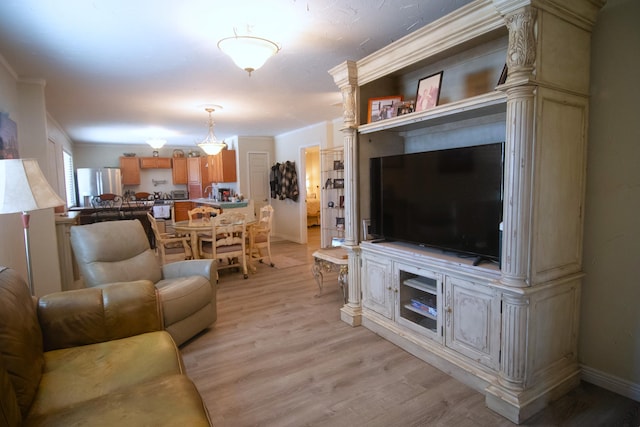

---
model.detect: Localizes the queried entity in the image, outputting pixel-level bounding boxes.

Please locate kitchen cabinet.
[205,150,236,183]
[172,157,188,184]
[119,156,140,185]
[140,157,172,169]
[187,157,207,199]
[173,201,194,222]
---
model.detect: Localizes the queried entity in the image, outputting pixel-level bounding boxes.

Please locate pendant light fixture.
[218,34,280,76]
[197,106,226,155]
[146,138,166,149]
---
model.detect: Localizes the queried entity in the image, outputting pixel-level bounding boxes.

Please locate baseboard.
[581,364,640,402]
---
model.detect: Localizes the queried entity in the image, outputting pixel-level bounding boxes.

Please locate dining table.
[173,218,256,260]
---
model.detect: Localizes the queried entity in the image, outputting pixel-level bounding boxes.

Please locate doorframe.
[300,144,320,245]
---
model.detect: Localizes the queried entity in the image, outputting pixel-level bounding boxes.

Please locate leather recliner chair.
[70,219,216,346]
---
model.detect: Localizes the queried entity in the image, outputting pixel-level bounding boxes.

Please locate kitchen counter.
[189,198,248,209]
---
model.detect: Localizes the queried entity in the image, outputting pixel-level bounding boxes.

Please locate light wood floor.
[180,226,639,426]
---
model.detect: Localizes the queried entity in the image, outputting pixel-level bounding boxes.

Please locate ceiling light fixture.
[217,35,280,76]
[197,106,226,155]
[146,138,166,149]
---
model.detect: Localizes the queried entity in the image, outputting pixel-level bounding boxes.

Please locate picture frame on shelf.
[333,160,344,170]
[415,71,443,112]
[336,217,345,230]
[497,64,508,85]
[362,219,373,241]
[333,178,344,189]
[339,195,344,208]
[367,95,403,123]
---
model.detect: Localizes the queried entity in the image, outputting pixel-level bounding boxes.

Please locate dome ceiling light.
[217,34,280,76]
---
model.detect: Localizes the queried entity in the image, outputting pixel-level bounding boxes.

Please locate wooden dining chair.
[199,212,248,280]
[147,212,193,265]
[187,206,220,225]
[247,205,274,269]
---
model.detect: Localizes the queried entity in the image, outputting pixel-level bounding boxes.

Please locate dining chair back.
[247,205,274,268]
[199,212,248,279]
[147,212,193,265]
[188,206,220,225]
[91,193,123,221]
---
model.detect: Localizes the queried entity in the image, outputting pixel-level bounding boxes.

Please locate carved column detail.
[341,85,356,127]
[499,292,529,390]
[504,6,537,83]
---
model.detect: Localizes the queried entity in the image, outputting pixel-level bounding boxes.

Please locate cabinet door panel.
[445,277,500,369]
[362,254,393,319]
[172,157,188,184]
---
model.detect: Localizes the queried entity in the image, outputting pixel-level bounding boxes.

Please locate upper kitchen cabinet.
[206,150,237,183]
[172,157,188,184]
[140,157,172,169]
[119,156,140,185]
[187,156,207,199]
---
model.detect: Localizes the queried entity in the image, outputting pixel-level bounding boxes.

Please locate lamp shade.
[0,159,65,214]
[218,35,280,75]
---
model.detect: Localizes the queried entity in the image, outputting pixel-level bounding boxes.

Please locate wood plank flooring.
[180,226,640,426]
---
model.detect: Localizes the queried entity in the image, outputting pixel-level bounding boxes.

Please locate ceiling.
[0,0,473,148]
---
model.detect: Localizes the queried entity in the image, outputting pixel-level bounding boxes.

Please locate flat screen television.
[369,142,504,264]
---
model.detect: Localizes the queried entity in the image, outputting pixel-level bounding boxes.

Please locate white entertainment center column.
[330,60,363,326]
[329,0,603,423]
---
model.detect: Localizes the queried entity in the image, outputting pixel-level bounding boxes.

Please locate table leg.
[311,259,323,297]
[190,233,200,259]
[338,265,348,304]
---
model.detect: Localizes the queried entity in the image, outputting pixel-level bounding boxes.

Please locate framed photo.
[415,71,443,113]
[333,178,344,189]
[333,160,344,170]
[362,219,373,241]
[368,96,403,123]
[497,64,508,86]
[339,195,345,208]
[336,217,345,230]
[0,113,19,159]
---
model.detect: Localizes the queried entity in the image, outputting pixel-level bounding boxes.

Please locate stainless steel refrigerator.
[76,168,123,207]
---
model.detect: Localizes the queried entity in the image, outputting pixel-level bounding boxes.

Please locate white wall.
[273,120,338,243]
[0,59,62,296]
[580,0,640,396]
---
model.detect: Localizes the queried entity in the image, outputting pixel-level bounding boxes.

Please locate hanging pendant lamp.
[197,106,226,155]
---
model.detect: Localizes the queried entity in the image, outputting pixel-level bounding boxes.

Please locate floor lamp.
[0,159,65,295]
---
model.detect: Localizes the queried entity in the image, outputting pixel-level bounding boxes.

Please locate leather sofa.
[0,266,212,426]
[70,219,216,346]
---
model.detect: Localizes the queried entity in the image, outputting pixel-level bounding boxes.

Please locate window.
[63,150,76,207]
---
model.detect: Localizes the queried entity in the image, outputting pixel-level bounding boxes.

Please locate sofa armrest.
[38,280,162,351]
[162,259,214,285]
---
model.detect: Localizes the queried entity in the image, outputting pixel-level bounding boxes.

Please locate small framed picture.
[333,178,344,189]
[339,195,345,208]
[362,219,373,241]
[497,64,508,86]
[415,71,443,112]
[336,217,345,230]
[333,160,344,170]
[368,95,403,123]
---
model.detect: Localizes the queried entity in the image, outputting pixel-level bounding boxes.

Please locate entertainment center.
[328,0,603,423]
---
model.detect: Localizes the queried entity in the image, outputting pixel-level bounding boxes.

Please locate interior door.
[248,152,270,214]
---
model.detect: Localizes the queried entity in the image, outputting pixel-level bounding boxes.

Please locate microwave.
[171,190,188,200]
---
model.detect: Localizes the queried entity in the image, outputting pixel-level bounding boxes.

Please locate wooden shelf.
[358,91,507,135]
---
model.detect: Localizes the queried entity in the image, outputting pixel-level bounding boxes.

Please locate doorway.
[305,146,321,250]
